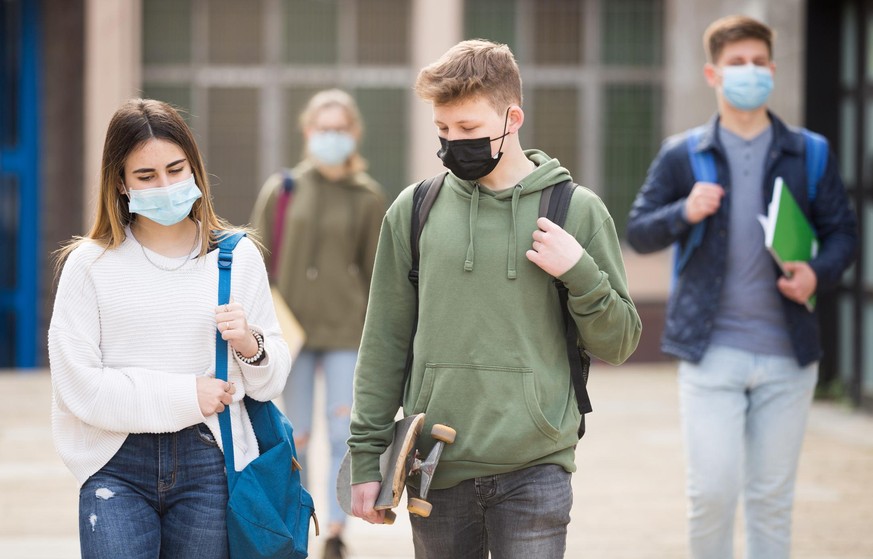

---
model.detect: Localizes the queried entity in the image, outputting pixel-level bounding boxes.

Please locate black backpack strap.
[409,172,447,287]
[401,172,448,404]
[541,180,592,438]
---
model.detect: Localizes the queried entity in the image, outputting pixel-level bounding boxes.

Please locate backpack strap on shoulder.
[270,170,295,279]
[214,231,247,477]
[685,127,717,183]
[801,129,828,204]
[409,172,447,287]
[401,172,447,404]
[675,127,714,277]
[539,179,576,226]
[541,181,592,438]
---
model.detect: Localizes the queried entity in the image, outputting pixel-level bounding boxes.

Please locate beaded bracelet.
[235,330,265,364]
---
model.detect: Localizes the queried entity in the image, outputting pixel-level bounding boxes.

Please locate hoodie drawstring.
[507,184,522,279]
[464,184,480,272]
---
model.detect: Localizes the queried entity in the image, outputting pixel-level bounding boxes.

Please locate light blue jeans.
[283,348,356,527]
[678,344,818,559]
[78,425,228,559]
[408,464,572,559]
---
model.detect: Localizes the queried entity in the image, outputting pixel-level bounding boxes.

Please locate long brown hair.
[56,99,239,267]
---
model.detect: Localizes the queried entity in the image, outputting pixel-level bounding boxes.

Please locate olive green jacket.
[250,161,385,350]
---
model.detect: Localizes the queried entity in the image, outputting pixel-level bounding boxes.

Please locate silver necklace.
[138,230,199,272]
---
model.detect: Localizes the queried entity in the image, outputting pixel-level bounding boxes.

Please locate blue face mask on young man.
[127,174,202,226]
[720,63,774,111]
[308,131,356,166]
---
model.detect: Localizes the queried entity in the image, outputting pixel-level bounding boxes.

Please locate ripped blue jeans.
[283,349,356,526]
[78,424,228,559]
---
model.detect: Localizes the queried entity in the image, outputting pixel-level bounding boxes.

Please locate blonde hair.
[703,15,774,64]
[56,98,242,268]
[414,39,522,112]
[299,89,367,173]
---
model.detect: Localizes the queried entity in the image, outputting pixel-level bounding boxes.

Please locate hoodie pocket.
[410,363,561,466]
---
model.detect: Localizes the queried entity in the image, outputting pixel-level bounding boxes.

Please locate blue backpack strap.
[685,127,718,183]
[675,127,715,276]
[214,231,247,483]
[281,168,295,194]
[801,129,828,204]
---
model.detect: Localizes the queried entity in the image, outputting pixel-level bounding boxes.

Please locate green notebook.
[760,177,818,311]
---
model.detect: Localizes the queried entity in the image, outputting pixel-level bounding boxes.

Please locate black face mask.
[436,109,510,181]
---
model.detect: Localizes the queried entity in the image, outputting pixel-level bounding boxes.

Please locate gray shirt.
[709,125,794,356]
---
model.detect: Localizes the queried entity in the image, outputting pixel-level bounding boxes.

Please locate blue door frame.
[0,0,41,368]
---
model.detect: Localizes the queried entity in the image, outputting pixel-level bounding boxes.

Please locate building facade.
[2,0,870,407]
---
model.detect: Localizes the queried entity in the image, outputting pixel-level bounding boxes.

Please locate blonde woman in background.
[251,89,385,559]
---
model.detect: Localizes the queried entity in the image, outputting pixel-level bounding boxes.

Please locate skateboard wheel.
[408,497,433,518]
[383,510,397,525]
[431,424,456,444]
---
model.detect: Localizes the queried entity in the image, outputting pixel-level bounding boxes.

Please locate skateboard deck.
[337,414,456,523]
[336,413,425,521]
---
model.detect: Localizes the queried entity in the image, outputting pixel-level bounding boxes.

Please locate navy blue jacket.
[626,113,858,366]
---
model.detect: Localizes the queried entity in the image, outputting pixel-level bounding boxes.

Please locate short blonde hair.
[703,15,774,64]
[299,89,364,137]
[414,39,522,112]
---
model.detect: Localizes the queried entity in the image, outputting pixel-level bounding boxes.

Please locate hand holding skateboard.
[338,413,456,524]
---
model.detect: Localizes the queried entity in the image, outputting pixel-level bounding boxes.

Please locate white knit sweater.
[48,231,291,486]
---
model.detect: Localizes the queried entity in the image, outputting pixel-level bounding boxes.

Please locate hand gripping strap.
[542,181,592,437]
[675,128,715,276]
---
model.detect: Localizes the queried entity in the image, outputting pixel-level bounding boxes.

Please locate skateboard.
[337,413,456,524]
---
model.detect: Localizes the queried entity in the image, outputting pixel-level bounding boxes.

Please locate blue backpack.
[674,127,829,276]
[215,232,317,559]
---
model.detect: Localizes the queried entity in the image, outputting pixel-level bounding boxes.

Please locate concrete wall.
[82,0,141,226]
[409,0,463,181]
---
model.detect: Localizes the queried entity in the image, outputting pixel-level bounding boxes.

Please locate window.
[466,0,664,236]
[142,0,411,225]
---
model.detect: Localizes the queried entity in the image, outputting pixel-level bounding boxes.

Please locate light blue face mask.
[720,63,774,111]
[127,174,202,226]
[308,131,356,167]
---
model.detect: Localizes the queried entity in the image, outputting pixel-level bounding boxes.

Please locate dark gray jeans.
[409,464,573,559]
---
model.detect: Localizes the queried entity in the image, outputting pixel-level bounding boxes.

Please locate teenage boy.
[347,39,641,557]
[626,15,857,559]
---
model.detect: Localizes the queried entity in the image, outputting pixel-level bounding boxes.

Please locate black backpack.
[403,173,593,438]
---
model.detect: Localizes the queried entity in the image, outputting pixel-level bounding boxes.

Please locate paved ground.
[2,363,872,559]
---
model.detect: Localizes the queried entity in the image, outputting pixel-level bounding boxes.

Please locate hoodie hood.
[442,150,573,278]
[444,150,572,198]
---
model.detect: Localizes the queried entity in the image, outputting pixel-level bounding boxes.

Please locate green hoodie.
[349,150,641,489]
